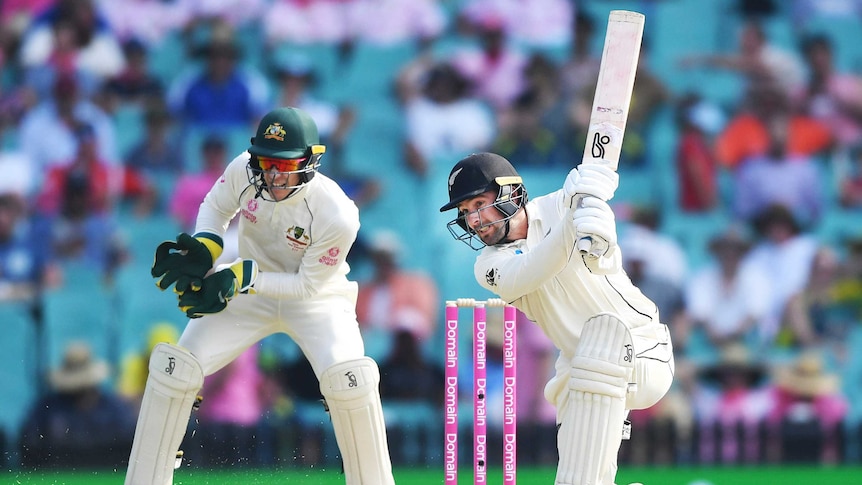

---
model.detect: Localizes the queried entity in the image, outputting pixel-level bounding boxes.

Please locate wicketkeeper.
[440,152,674,485]
[125,107,396,485]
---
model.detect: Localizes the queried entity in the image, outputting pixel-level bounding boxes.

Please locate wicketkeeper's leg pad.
[556,313,635,485]
[319,357,395,485]
[125,343,204,485]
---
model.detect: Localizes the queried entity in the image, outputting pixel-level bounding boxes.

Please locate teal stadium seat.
[112,263,188,360]
[112,103,145,158]
[41,264,115,372]
[0,303,38,440]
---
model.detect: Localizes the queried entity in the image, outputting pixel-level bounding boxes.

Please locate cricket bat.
[577,9,645,255]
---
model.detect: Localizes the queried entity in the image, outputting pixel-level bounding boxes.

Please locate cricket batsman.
[125,107,396,485]
[439,152,674,485]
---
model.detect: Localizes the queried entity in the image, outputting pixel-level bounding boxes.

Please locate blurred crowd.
[1,0,862,472]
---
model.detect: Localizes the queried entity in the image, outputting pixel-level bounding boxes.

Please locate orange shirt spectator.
[715,114,833,169]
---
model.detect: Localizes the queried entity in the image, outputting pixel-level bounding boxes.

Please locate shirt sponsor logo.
[319,246,340,266]
[240,199,259,222]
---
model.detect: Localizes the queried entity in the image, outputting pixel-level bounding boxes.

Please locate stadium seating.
[40,263,115,370]
[0,303,39,442]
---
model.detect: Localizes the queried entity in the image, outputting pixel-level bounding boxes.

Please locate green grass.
[3,466,862,484]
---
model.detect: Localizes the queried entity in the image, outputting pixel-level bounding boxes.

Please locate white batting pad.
[319,357,395,485]
[125,343,204,485]
[556,313,635,485]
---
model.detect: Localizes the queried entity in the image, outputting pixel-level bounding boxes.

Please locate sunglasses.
[258,156,307,172]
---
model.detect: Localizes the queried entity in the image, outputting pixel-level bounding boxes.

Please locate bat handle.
[577,237,593,255]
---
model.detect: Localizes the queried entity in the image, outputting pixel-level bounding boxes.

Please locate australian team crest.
[285,225,310,249]
[264,123,286,141]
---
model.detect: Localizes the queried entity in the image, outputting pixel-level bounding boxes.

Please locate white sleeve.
[474,213,580,302]
[194,155,247,237]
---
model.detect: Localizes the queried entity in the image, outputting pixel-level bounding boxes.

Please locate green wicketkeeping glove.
[178,260,258,318]
[152,232,224,293]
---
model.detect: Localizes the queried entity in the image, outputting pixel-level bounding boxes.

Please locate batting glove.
[152,232,223,293]
[178,259,258,318]
[575,164,619,202]
[573,197,617,258]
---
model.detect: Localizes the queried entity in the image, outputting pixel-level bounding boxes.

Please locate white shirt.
[685,261,772,339]
[195,152,360,300]
[473,188,659,360]
[405,97,496,160]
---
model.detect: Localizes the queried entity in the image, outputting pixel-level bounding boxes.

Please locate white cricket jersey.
[194,151,359,300]
[474,188,659,358]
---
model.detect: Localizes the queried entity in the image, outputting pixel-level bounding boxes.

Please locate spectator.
[18,72,118,175]
[838,143,862,208]
[402,61,495,179]
[192,343,280,468]
[743,204,820,347]
[270,54,355,172]
[169,135,229,231]
[356,230,439,344]
[19,0,126,87]
[622,38,671,169]
[18,341,137,469]
[124,100,183,176]
[679,18,806,99]
[457,0,573,51]
[765,350,849,464]
[116,322,180,413]
[450,12,528,112]
[262,0,350,47]
[378,328,444,405]
[692,343,772,465]
[345,0,447,47]
[674,93,725,212]
[101,37,165,110]
[795,33,862,151]
[731,105,826,227]
[0,184,58,306]
[166,30,269,131]
[99,0,192,48]
[37,171,128,283]
[179,0,266,32]
[780,246,845,349]
[618,205,688,287]
[558,10,601,151]
[684,226,772,353]
[714,81,832,171]
[37,122,123,216]
[491,88,575,168]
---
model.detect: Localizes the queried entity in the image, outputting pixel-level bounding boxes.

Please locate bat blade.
[577,10,644,256]
[582,10,644,171]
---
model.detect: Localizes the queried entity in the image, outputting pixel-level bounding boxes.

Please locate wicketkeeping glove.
[178,259,259,318]
[152,232,224,293]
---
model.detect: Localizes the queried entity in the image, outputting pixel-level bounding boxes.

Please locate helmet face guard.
[446,182,526,250]
[246,145,324,201]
